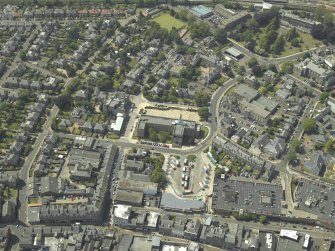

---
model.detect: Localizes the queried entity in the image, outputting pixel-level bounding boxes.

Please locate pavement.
[0,25,40,88]
[3,12,332,235]
[16,35,115,225]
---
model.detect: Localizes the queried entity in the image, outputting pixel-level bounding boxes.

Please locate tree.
[324,139,334,152]
[268,64,277,73]
[169,27,182,44]
[195,92,210,106]
[302,118,317,134]
[178,9,189,21]
[272,35,285,54]
[290,38,300,47]
[187,155,197,162]
[251,64,262,77]
[287,148,297,162]
[319,92,329,104]
[247,57,258,68]
[286,28,299,41]
[280,62,294,74]
[198,107,210,121]
[150,168,167,185]
[178,78,188,88]
[189,21,210,39]
[311,24,325,40]
[291,139,301,153]
[102,64,115,76]
[96,76,113,91]
[328,32,335,44]
[180,66,200,80]
[19,51,27,61]
[148,128,158,141]
[246,18,259,32]
[215,167,225,178]
[18,90,31,102]
[323,13,334,27]
[260,29,278,51]
[302,52,311,60]
[214,28,227,44]
[246,40,256,51]
[259,215,267,224]
[157,131,171,143]
[55,95,72,111]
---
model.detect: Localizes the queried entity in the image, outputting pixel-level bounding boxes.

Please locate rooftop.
[115,190,143,205]
[114,204,132,220]
[226,47,242,58]
[191,5,213,16]
[160,193,204,212]
[280,229,299,241]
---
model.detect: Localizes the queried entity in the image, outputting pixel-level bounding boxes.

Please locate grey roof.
[226,47,242,58]
[160,193,204,212]
[234,84,259,102]
[115,189,143,205]
[118,235,133,251]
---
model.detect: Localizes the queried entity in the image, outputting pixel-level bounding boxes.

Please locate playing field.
[153,13,186,31]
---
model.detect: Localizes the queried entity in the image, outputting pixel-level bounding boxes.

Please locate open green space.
[279,30,321,57]
[153,13,186,31]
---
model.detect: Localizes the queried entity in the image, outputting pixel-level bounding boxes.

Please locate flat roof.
[147,212,160,227]
[160,193,204,212]
[280,229,298,240]
[118,178,158,194]
[115,190,143,205]
[111,115,124,132]
[162,245,187,251]
[226,47,242,58]
[234,84,258,102]
[138,115,197,130]
[191,5,213,16]
[113,204,131,220]
[27,207,40,223]
[254,96,279,113]
[212,178,282,215]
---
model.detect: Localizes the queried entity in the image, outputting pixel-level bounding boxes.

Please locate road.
[0,25,40,87]
[55,78,237,156]
[5,11,332,235]
[228,37,328,66]
[23,61,66,81]
[16,36,113,225]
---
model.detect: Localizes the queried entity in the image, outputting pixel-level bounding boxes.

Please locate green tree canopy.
[302,118,317,134]
[259,215,267,224]
[55,95,72,111]
[286,28,299,41]
[247,57,258,68]
[198,107,210,121]
[148,128,158,141]
[280,62,294,74]
[319,92,329,104]
[214,28,227,44]
[195,92,210,107]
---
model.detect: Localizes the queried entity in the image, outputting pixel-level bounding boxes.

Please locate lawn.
[279,31,322,57]
[153,13,186,31]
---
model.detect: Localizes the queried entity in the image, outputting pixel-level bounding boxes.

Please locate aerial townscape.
[1,0,335,250]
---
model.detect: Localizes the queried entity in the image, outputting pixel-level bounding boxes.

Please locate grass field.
[153,13,186,31]
[279,30,322,57]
